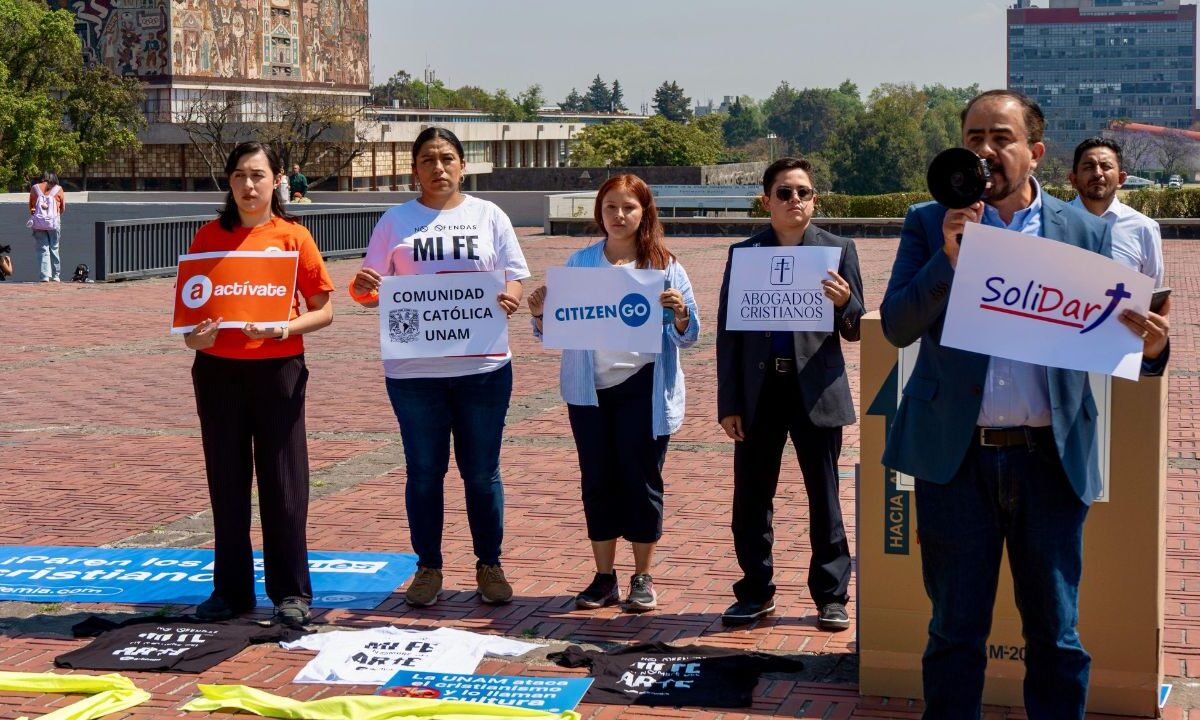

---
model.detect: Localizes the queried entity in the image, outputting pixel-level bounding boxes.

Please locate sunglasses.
[774,185,815,202]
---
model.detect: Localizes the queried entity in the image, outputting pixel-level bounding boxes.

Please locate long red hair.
[593,174,673,270]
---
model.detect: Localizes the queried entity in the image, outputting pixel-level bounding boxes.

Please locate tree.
[0,0,80,188]
[370,69,419,107]
[178,90,251,190]
[559,87,585,112]
[828,84,926,194]
[63,64,144,190]
[723,96,765,147]
[570,116,721,167]
[518,84,544,120]
[1153,128,1198,178]
[610,79,626,112]
[585,74,612,112]
[569,121,640,166]
[255,93,370,190]
[653,81,691,122]
[1105,121,1160,177]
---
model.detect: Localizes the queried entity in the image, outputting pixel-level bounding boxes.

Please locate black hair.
[40,171,59,189]
[411,126,465,163]
[762,157,815,195]
[960,89,1046,145]
[1072,137,1124,173]
[218,141,295,231]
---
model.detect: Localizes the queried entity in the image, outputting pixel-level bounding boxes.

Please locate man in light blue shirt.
[1068,137,1166,287]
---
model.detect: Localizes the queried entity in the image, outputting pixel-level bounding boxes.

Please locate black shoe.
[271,596,311,627]
[818,602,850,632]
[721,598,776,626]
[195,593,254,621]
[625,573,657,612]
[575,572,619,609]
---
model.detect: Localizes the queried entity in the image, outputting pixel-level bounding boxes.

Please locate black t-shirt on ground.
[548,642,803,708]
[55,616,307,673]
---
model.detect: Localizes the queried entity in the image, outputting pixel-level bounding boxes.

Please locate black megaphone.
[927,148,992,210]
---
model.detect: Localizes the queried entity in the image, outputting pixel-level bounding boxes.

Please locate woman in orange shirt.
[183,142,333,626]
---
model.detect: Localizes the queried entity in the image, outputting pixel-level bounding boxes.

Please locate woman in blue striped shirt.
[528,174,700,612]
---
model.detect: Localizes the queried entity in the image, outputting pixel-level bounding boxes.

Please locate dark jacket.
[878,195,1145,504]
[716,223,864,429]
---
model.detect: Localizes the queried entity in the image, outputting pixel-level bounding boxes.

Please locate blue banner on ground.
[378,671,592,713]
[0,546,417,609]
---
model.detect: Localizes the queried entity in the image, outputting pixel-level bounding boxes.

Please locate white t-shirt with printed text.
[362,195,531,378]
[281,625,540,685]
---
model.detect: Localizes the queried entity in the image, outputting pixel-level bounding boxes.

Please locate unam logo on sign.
[389,309,419,343]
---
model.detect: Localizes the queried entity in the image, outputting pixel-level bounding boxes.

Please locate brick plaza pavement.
[0,231,1196,719]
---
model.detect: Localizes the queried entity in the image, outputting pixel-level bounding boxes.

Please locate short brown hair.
[762,157,814,195]
[960,89,1045,145]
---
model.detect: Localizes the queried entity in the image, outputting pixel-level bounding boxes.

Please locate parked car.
[1168,178,1183,190]
[1122,175,1154,189]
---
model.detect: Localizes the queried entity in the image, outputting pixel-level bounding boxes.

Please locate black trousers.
[192,352,313,606]
[567,364,670,544]
[731,368,851,606]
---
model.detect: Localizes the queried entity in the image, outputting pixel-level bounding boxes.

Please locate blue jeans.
[33,229,60,281]
[385,363,511,569]
[915,435,1090,720]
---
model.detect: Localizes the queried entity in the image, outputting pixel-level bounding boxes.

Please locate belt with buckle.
[771,357,795,373]
[976,426,1053,449]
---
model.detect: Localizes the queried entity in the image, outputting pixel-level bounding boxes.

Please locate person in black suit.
[716,157,864,630]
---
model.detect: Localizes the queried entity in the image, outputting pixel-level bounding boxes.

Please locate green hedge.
[1124,188,1200,218]
[751,192,933,218]
[748,187,1200,218]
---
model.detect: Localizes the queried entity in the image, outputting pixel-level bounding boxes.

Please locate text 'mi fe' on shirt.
[282,625,541,685]
[361,196,530,379]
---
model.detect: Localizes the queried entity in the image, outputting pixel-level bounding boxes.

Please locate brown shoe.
[476,564,513,604]
[405,567,443,607]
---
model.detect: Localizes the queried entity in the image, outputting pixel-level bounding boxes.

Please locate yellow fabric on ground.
[183,683,582,720]
[0,671,150,720]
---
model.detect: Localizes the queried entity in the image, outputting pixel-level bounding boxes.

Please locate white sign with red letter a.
[941,224,1153,380]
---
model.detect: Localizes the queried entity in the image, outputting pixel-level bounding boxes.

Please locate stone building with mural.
[56,0,372,190]
[54,0,635,191]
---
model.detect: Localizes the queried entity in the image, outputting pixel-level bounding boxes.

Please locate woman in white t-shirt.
[527,174,700,613]
[350,127,529,609]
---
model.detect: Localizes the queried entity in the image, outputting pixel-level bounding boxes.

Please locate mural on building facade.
[57,0,367,86]
[60,0,171,77]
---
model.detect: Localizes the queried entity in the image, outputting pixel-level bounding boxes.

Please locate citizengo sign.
[542,266,666,352]
[171,251,298,334]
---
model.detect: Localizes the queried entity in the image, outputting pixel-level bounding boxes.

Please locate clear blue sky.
[366,0,1017,108]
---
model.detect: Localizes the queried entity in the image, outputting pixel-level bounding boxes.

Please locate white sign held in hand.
[379,271,508,360]
[724,245,842,332]
[542,266,666,352]
[941,223,1153,380]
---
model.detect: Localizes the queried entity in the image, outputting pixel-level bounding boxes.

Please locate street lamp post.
[766,132,778,163]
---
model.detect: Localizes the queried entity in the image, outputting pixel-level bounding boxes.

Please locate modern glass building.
[1007,0,1197,156]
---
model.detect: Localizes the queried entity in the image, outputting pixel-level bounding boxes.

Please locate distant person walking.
[289,164,309,198]
[184,141,334,627]
[28,172,65,282]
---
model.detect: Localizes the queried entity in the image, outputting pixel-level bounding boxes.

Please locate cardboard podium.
[857,312,1167,717]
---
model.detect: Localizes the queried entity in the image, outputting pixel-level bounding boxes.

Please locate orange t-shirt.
[187,217,334,360]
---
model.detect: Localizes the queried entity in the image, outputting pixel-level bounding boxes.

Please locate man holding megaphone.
[879,90,1169,720]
